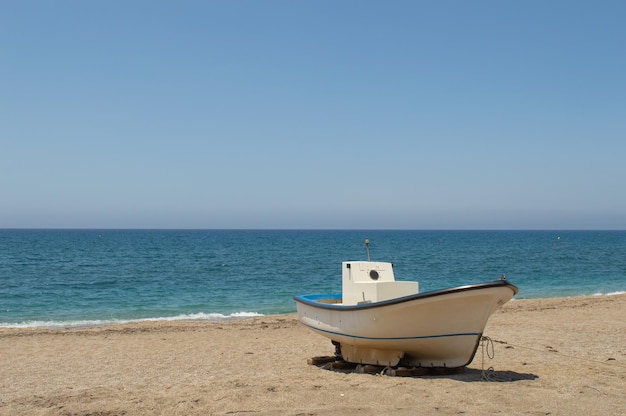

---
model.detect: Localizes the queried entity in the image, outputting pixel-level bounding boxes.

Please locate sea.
[1,229,625,328]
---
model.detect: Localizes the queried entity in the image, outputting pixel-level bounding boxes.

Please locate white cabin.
[341,261,419,305]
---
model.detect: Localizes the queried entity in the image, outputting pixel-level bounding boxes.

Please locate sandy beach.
[1,294,625,415]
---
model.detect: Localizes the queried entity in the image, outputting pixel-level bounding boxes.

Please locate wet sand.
[1,294,625,415]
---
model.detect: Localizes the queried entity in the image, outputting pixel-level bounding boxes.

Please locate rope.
[490,338,626,369]
[479,335,625,382]
[480,335,528,382]
[480,336,500,381]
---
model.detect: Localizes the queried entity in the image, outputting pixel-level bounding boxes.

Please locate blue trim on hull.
[302,322,479,341]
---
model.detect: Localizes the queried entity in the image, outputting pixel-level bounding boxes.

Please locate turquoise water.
[1,230,625,327]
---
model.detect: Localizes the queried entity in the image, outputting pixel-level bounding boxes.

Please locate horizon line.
[1,227,625,232]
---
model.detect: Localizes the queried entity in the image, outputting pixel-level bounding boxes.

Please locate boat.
[293,240,519,368]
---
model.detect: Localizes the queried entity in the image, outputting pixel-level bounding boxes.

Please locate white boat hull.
[294,281,517,368]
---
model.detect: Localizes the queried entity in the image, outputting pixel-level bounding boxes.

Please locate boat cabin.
[342,261,420,305]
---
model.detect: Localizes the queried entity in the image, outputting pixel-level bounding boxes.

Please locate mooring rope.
[480,335,500,381]
[489,338,626,368]
[479,335,625,382]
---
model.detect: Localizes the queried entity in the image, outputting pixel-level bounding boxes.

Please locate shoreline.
[2,294,625,415]
[2,291,625,330]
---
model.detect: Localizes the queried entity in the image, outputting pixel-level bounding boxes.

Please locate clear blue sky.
[2,1,625,229]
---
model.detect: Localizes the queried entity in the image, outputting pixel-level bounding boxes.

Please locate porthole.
[369,270,379,280]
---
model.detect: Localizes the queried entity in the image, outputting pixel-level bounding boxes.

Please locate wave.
[0,311,265,329]
[592,290,626,297]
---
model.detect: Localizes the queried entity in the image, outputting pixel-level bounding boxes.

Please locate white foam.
[0,311,265,329]
[592,291,626,297]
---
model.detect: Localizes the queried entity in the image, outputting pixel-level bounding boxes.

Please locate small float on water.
[294,240,518,368]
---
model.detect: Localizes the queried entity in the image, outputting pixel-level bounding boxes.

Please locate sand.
[1,294,625,416]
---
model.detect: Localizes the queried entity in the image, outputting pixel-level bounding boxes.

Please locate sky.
[1,1,625,230]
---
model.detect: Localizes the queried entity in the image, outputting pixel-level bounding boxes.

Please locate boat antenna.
[365,239,371,261]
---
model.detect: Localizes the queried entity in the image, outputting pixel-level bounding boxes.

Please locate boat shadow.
[449,368,539,383]
[309,357,538,382]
